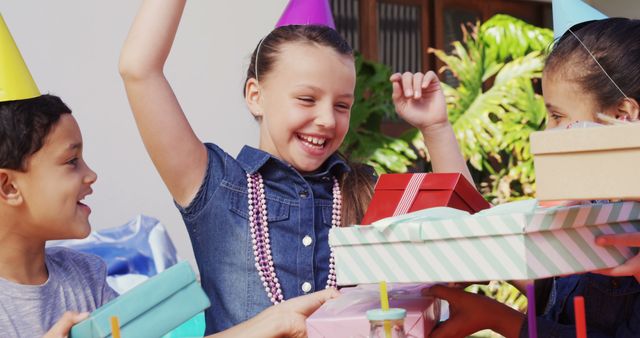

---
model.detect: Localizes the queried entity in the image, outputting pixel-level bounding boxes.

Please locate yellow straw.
[111,316,121,338]
[379,281,392,338]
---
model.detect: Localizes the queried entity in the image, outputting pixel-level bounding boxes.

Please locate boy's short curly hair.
[0,94,71,171]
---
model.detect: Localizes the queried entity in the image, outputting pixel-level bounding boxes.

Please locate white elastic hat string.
[255,28,275,82]
[568,27,629,100]
[254,37,265,82]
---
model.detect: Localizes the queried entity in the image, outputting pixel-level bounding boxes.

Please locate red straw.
[574,296,587,338]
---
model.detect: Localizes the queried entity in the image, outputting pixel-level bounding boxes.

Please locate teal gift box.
[70,261,210,338]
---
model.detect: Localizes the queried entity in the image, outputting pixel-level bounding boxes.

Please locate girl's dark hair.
[0,94,71,171]
[545,18,640,110]
[245,25,375,226]
[244,25,353,90]
[338,155,376,227]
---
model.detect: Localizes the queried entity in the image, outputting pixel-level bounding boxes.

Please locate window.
[378,2,423,72]
[332,0,551,73]
[333,0,360,53]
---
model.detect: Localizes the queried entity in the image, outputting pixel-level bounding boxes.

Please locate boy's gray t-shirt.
[0,246,118,337]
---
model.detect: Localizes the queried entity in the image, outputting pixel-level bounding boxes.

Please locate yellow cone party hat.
[0,14,40,102]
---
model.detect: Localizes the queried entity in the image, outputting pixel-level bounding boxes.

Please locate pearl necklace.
[247,172,341,305]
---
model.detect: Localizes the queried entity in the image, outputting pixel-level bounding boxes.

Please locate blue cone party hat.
[552,0,607,39]
[276,0,336,29]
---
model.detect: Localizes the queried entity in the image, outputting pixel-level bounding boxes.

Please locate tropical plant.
[429,14,553,204]
[340,53,421,174]
[467,280,528,312]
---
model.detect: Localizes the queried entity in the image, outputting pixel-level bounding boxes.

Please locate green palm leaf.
[429,14,551,203]
[480,14,554,64]
[452,53,544,169]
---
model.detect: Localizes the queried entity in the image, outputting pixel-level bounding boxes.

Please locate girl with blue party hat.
[425,2,640,336]
[119,0,472,334]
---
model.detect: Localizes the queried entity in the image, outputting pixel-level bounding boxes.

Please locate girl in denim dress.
[427,18,640,338]
[119,0,472,335]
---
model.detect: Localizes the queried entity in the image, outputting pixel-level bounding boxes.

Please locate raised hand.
[390,71,448,131]
[390,71,474,185]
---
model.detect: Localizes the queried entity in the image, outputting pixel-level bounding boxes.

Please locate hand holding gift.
[595,232,640,282]
[223,288,340,338]
[44,312,89,338]
[268,289,340,338]
[425,285,524,338]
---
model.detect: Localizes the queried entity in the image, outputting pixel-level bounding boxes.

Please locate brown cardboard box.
[530,123,640,201]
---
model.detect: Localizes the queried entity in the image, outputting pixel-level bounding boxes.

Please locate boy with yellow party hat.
[0,13,118,337]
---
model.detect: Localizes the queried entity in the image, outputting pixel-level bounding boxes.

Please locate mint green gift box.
[330,200,640,284]
[70,261,210,338]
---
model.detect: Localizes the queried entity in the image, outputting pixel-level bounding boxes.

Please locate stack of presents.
[64,101,640,338]
[65,113,640,338]
[66,78,640,338]
[306,122,640,337]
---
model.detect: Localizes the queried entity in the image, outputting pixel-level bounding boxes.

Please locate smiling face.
[13,114,97,240]
[251,42,356,173]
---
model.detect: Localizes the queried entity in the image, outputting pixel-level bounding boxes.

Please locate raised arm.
[119,0,207,207]
[390,71,474,185]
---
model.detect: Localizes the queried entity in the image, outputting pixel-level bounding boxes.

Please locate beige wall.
[525,0,640,19]
[587,0,640,18]
[2,1,287,271]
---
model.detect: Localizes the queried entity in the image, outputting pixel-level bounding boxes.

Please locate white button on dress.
[301,282,312,293]
[302,235,313,247]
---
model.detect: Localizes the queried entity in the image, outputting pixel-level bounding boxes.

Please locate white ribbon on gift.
[369,199,540,241]
[372,207,470,230]
[392,173,428,216]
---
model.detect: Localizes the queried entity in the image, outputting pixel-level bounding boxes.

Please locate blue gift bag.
[52,214,178,278]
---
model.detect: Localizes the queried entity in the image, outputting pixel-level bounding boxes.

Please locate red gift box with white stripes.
[360,173,490,225]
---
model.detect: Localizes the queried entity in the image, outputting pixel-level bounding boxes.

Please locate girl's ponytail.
[338,154,375,227]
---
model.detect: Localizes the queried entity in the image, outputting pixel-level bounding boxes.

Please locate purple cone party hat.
[276,0,336,28]
[0,13,40,102]
[552,0,607,39]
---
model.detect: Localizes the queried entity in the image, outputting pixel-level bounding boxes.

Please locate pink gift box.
[306,284,440,338]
